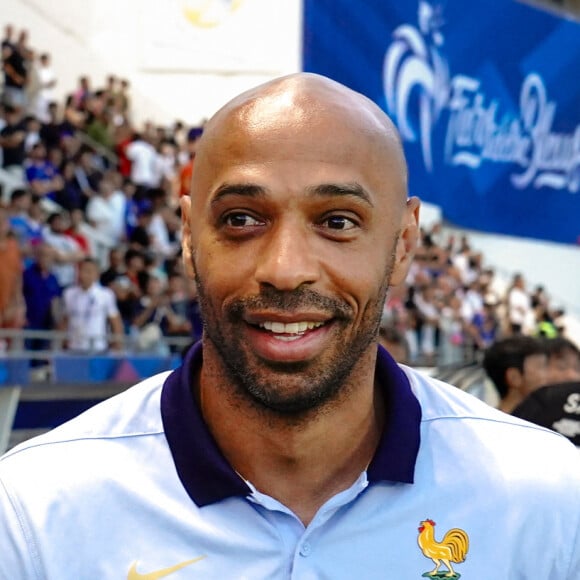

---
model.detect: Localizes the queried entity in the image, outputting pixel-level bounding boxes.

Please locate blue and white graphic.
[383,2,449,172]
[303,0,580,245]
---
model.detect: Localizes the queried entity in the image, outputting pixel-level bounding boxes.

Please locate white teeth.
[259,321,324,334]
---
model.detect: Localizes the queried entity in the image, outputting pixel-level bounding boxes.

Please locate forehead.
[192,75,407,208]
[80,261,98,272]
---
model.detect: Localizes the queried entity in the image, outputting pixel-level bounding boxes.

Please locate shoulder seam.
[421,414,568,437]
[1,430,165,462]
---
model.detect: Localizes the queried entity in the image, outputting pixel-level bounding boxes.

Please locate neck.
[499,391,523,414]
[198,345,384,526]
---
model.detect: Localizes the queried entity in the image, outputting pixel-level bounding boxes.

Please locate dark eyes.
[323,215,357,231]
[223,213,264,228]
[221,212,358,233]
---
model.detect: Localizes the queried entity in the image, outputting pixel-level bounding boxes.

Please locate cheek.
[195,241,257,298]
[325,251,391,314]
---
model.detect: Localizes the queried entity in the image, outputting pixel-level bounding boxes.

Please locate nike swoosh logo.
[127,556,206,580]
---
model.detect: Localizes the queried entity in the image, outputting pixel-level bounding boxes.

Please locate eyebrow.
[211,183,266,205]
[211,182,374,207]
[306,183,374,207]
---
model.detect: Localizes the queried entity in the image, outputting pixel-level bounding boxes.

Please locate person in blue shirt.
[22,241,61,357]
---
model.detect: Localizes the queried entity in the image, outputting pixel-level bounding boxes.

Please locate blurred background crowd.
[1,24,205,358]
[0,24,576,370]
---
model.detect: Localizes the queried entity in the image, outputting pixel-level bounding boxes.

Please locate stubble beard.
[193,257,394,419]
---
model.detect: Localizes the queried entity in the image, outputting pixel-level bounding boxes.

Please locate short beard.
[193,252,394,419]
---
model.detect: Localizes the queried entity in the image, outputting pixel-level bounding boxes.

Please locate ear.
[180,195,196,280]
[389,196,420,286]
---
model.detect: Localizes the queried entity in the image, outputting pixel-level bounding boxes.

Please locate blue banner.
[303,1,580,245]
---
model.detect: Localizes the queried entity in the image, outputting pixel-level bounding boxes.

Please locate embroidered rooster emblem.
[417,518,469,578]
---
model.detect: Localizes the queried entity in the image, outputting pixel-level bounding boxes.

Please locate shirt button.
[300,542,312,557]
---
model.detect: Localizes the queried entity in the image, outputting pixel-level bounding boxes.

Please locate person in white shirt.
[86,176,126,246]
[126,133,159,190]
[61,257,124,352]
[34,53,56,123]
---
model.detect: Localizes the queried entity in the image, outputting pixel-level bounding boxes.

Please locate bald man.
[1,74,579,579]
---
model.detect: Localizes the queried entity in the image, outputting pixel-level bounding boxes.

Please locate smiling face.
[181,73,419,416]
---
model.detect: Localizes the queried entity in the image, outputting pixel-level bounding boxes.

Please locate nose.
[254,220,320,291]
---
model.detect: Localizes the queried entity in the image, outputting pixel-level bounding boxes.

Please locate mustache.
[226,286,353,320]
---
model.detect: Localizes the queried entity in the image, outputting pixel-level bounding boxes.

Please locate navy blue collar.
[161,342,421,507]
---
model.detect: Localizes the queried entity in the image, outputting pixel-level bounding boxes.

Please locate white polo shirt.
[1,344,580,579]
[62,282,119,351]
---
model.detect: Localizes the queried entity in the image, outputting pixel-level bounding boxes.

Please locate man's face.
[182,76,419,415]
[78,261,99,289]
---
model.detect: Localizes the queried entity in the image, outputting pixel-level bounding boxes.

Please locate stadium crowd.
[0,24,575,371]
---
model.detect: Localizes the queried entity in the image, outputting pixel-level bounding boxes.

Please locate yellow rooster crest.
[417,518,469,578]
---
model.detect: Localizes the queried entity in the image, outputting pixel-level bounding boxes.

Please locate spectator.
[60,257,123,352]
[534,304,559,339]
[65,208,91,256]
[54,159,84,211]
[466,300,500,353]
[126,132,158,193]
[507,272,533,335]
[0,207,25,344]
[512,338,580,446]
[0,105,26,172]
[22,242,61,356]
[112,78,131,124]
[73,148,102,207]
[24,142,63,200]
[23,115,41,153]
[32,53,57,123]
[154,138,178,197]
[7,188,35,262]
[482,335,548,413]
[85,91,113,150]
[71,76,91,110]
[130,274,172,355]
[14,194,45,252]
[39,101,61,151]
[114,122,133,179]
[62,94,86,130]
[145,187,180,258]
[99,247,126,288]
[41,212,84,289]
[178,126,203,198]
[413,283,440,365]
[1,37,27,110]
[86,175,126,248]
[128,206,153,251]
[114,248,146,331]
